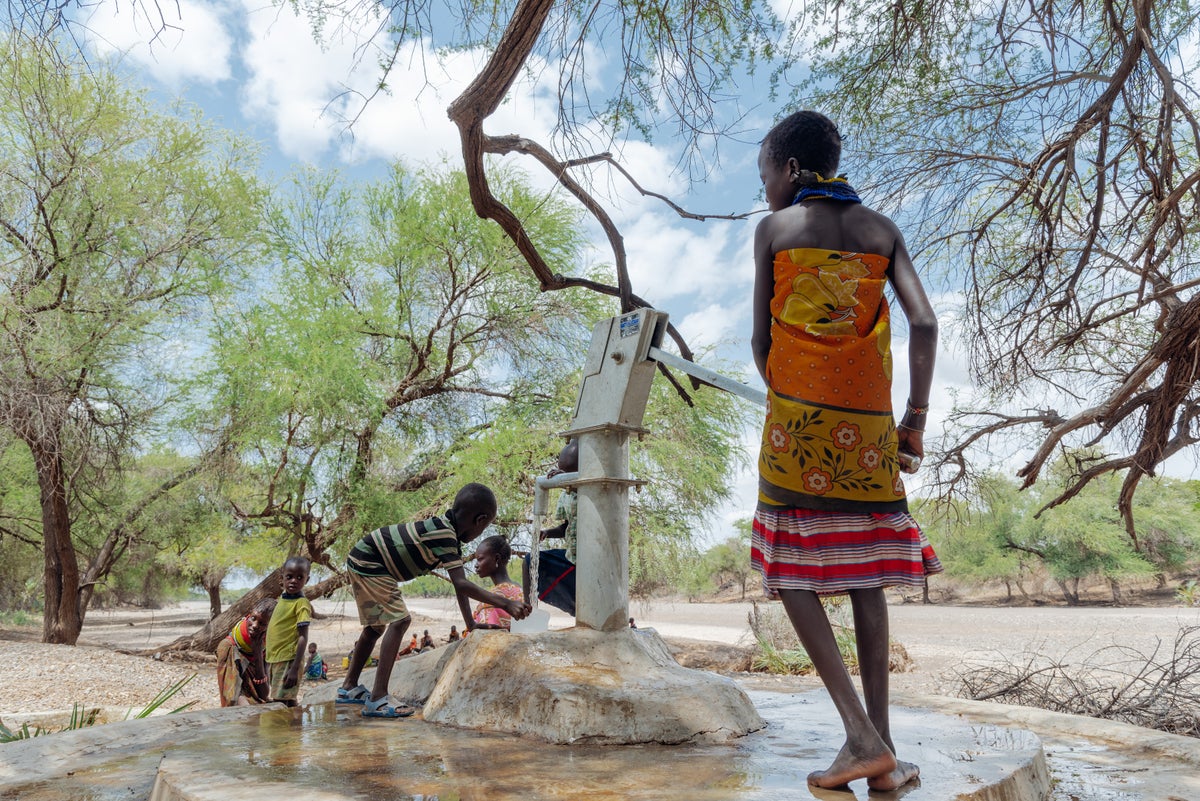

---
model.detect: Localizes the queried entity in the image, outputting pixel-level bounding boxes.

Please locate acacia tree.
[36,4,1200,537]
[162,162,748,654]
[0,36,260,643]
[161,163,597,652]
[787,0,1200,535]
[217,0,776,401]
[933,466,1200,604]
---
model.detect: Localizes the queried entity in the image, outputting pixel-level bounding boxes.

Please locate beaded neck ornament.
[791,172,861,205]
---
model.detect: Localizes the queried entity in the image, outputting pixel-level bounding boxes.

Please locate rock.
[662,637,755,672]
[422,627,765,745]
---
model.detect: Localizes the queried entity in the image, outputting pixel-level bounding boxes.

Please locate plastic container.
[510,607,550,634]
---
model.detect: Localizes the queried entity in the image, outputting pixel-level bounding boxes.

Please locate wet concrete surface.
[1,690,1047,801]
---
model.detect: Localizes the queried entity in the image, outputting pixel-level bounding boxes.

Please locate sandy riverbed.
[3,597,1197,719]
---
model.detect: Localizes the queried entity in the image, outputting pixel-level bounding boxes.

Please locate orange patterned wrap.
[759,248,908,512]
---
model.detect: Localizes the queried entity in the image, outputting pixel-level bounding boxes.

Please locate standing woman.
[751,110,943,792]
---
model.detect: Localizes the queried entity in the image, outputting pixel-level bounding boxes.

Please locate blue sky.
[77,0,980,541]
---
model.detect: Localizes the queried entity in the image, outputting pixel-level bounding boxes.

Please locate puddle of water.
[0,691,1048,801]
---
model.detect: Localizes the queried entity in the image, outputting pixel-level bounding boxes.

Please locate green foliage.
[932,463,1200,602]
[748,599,858,675]
[1176,581,1200,608]
[628,354,752,594]
[403,574,457,598]
[924,477,1031,587]
[0,34,262,639]
[205,163,595,557]
[126,673,198,718]
[0,609,37,626]
[0,34,750,636]
[668,520,756,600]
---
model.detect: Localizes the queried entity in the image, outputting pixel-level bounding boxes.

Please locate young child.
[215,598,276,706]
[445,625,460,642]
[471,534,525,630]
[523,439,578,615]
[751,110,943,791]
[337,483,531,718]
[304,642,327,680]
[264,556,312,707]
[419,629,436,651]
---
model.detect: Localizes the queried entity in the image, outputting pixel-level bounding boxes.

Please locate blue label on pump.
[619,313,640,338]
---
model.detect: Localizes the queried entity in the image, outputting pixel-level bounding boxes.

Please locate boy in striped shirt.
[337,483,531,718]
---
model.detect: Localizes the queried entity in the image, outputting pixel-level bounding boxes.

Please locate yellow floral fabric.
[760,248,908,512]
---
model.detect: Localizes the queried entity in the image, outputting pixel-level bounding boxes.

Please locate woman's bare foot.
[867,759,920,792]
[807,743,898,789]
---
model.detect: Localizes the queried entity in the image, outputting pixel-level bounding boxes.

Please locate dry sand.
[2,596,1197,719]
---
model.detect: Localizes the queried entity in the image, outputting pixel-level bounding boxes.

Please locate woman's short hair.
[479,534,512,564]
[762,111,842,179]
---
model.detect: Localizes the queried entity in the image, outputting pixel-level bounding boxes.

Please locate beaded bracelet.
[906,400,929,416]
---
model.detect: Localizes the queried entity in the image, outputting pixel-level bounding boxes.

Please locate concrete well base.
[421,627,765,744]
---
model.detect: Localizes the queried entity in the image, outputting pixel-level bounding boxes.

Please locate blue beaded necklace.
[791,175,862,205]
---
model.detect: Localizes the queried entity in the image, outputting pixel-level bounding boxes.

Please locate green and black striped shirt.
[346,513,464,581]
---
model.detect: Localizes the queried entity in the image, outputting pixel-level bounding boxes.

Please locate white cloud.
[235,2,563,165]
[237,2,360,160]
[84,0,234,86]
[621,215,744,304]
[677,302,743,352]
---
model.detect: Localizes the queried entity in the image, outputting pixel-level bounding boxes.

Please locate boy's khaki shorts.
[348,570,411,629]
[268,660,299,702]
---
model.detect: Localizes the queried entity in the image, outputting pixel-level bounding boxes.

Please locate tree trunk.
[29,429,83,645]
[1055,578,1080,605]
[205,580,222,620]
[1003,580,1013,602]
[1109,578,1123,605]
[155,569,283,654]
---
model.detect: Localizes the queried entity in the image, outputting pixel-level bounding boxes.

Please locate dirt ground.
[2,593,1198,720]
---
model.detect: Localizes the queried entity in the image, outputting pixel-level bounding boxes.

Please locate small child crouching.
[215,598,276,706]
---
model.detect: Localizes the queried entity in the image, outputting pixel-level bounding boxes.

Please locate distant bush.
[0,609,37,627]
[404,574,456,598]
[746,599,913,676]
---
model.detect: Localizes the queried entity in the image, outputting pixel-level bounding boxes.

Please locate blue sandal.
[362,695,415,719]
[336,685,370,704]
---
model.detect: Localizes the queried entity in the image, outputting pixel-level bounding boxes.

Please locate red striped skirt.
[752,506,943,595]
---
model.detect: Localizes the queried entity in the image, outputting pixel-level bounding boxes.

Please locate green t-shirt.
[265,594,312,664]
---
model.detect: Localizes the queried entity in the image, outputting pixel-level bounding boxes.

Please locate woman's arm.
[751,217,777,384]
[887,231,938,460]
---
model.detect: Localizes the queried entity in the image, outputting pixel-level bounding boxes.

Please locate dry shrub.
[747,600,913,676]
[955,626,1200,737]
